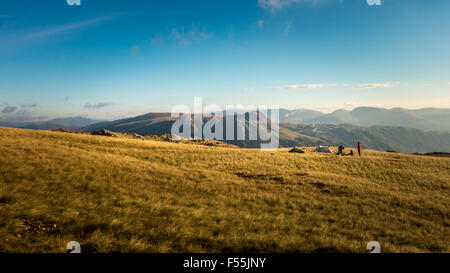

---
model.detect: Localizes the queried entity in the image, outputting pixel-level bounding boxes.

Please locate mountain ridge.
[0,117,101,131]
[81,112,450,153]
[286,107,450,131]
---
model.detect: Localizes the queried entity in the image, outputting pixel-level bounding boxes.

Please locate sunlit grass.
[0,127,448,253]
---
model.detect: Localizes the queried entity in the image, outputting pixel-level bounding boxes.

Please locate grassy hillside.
[0,127,448,253]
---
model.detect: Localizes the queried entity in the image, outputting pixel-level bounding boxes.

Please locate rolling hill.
[280,107,450,131]
[0,127,448,253]
[82,112,450,153]
[278,109,324,124]
[0,117,101,131]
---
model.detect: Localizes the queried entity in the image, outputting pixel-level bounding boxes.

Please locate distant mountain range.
[81,111,450,153]
[280,123,450,153]
[278,107,450,131]
[0,117,100,131]
[2,108,450,153]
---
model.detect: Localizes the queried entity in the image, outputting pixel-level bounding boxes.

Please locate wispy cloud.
[355,81,394,90]
[21,104,37,108]
[0,103,44,122]
[0,14,117,48]
[169,24,214,46]
[270,82,396,91]
[257,20,264,27]
[84,102,113,109]
[284,21,292,36]
[281,83,337,90]
[150,34,163,46]
[258,0,319,11]
[2,106,17,113]
[343,102,357,108]
[130,45,140,55]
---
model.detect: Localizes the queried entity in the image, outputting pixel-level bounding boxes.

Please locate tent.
[289,146,305,153]
[312,146,332,153]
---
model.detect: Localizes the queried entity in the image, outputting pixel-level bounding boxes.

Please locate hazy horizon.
[2,105,450,124]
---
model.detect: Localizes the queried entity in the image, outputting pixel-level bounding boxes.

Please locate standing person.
[337,145,344,155]
[357,141,362,156]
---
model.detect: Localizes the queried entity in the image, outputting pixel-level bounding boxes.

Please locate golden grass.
[0,127,448,253]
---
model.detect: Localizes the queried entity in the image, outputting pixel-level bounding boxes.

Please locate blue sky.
[0,0,449,121]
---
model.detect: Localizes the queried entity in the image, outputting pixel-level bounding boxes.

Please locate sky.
[0,0,449,121]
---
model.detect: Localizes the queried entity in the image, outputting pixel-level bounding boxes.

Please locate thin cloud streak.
[355,81,394,90]
[150,34,163,46]
[272,81,396,91]
[2,106,18,113]
[21,104,37,108]
[0,14,117,48]
[84,102,113,109]
[131,45,140,55]
[258,0,318,11]
[281,83,337,90]
[257,20,264,27]
[169,24,214,46]
[284,21,292,36]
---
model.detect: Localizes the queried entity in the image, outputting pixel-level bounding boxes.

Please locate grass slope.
[0,127,448,253]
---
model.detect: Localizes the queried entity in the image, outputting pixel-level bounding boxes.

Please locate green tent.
[289,146,305,153]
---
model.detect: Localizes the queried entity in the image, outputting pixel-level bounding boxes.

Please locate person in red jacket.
[357,141,362,156]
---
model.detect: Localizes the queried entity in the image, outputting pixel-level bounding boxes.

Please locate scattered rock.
[131,132,144,139]
[52,128,70,133]
[91,130,118,137]
[20,218,58,235]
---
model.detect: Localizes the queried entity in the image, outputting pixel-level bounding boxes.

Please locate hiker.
[337,145,344,155]
[357,141,362,156]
